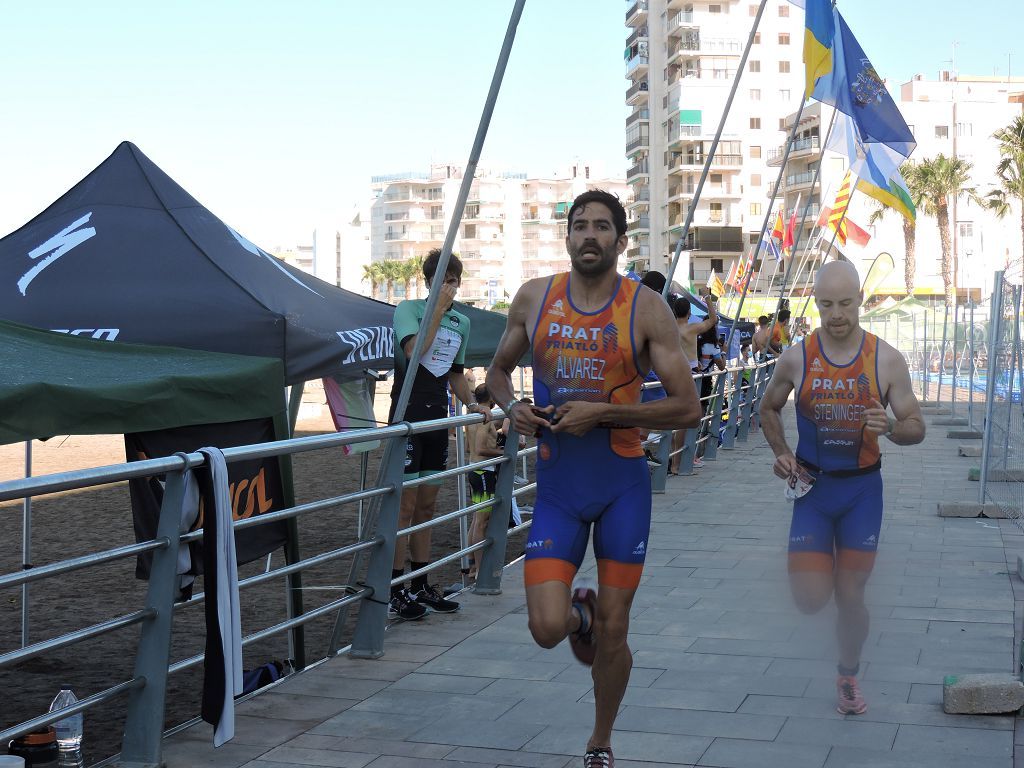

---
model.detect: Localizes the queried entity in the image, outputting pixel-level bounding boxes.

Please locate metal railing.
[644,357,777,493]
[0,409,531,766]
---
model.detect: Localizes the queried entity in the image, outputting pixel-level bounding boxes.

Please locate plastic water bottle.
[48,687,83,768]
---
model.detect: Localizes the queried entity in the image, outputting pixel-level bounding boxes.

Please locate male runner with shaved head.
[760,260,925,715]
[487,190,700,768]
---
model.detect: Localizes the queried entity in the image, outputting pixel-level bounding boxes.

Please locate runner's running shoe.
[583,747,613,768]
[569,586,598,666]
[388,589,427,620]
[836,675,867,715]
[415,583,460,613]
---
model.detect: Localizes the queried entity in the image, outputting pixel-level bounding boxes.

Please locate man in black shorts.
[388,250,489,619]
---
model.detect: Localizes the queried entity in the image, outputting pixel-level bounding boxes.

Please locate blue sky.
[0,1,1018,248]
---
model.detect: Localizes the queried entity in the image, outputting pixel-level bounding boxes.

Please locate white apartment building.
[624,0,805,287]
[774,73,1024,300]
[368,165,630,306]
[273,207,371,295]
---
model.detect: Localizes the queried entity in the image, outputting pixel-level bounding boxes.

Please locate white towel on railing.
[197,446,242,747]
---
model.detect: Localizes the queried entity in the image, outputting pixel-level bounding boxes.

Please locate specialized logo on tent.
[51,328,120,341]
[227,226,324,298]
[337,326,394,366]
[18,212,97,296]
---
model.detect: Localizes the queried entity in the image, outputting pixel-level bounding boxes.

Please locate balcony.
[785,170,818,190]
[667,123,703,147]
[626,55,649,77]
[627,216,650,233]
[626,0,648,25]
[626,80,649,105]
[628,187,651,208]
[626,133,650,152]
[626,160,650,180]
[670,154,743,172]
[626,108,650,128]
[667,10,696,34]
[626,25,648,48]
[767,136,821,166]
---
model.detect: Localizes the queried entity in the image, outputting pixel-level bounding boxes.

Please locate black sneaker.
[644,449,662,466]
[388,589,427,620]
[414,583,460,613]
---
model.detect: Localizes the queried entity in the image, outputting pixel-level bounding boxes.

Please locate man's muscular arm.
[863,342,925,445]
[759,348,801,479]
[551,290,701,436]
[486,281,552,437]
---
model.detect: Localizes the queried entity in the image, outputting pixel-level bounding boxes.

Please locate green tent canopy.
[0,320,285,445]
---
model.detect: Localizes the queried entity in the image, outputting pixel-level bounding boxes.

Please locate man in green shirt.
[388,250,489,619]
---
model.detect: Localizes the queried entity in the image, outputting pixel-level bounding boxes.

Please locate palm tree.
[867,161,924,296]
[396,259,418,301]
[408,255,425,298]
[379,260,402,304]
[361,263,382,299]
[915,155,979,307]
[986,115,1024,282]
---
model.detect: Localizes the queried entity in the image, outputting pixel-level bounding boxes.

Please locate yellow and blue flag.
[803,0,835,99]
[811,8,915,162]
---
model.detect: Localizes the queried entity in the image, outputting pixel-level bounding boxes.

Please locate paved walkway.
[162,407,1024,768]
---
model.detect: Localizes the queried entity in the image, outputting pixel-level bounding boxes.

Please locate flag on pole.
[766,237,783,263]
[826,172,853,244]
[782,197,800,255]
[771,210,785,240]
[707,269,725,298]
[725,259,739,290]
[810,7,915,162]
[856,164,917,223]
[817,206,871,247]
[802,0,835,99]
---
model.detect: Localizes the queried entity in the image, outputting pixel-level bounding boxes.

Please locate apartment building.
[272,206,371,295]
[773,73,1024,299]
[368,165,630,306]
[624,0,805,287]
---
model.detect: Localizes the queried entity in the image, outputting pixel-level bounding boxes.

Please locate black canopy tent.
[0,141,398,385]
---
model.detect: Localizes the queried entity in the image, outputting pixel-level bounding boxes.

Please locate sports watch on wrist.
[505,399,521,416]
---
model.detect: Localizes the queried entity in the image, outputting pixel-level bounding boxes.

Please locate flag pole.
[763,106,841,344]
[795,175,857,320]
[662,0,769,299]
[723,95,808,353]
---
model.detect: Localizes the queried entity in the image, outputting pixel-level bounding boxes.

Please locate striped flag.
[826,171,853,245]
[707,269,725,298]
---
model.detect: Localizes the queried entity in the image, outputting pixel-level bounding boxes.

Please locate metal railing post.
[1000,286,1021,470]
[969,301,976,429]
[938,303,949,403]
[979,271,1006,505]
[922,308,930,402]
[119,465,188,767]
[678,425,697,476]
[651,429,671,494]
[474,429,521,595]
[738,365,757,442]
[721,370,741,449]
[454,403,471,582]
[349,431,408,659]
[704,373,727,460]
[950,302,959,417]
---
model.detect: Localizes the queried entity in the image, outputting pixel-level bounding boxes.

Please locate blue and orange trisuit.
[524,273,651,590]
[789,329,885,573]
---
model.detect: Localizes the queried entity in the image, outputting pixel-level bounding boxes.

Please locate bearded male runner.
[760,260,924,715]
[486,190,700,768]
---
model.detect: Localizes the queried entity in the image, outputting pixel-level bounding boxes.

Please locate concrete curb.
[937,502,1013,518]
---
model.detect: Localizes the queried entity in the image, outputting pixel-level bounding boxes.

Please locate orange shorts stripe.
[524,557,577,587]
[836,548,877,572]
[597,559,644,590]
[788,551,834,573]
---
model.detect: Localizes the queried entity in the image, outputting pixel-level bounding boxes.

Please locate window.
[779,4,790,16]
[749,233,760,245]
[750,202,762,216]
[778,33,790,45]
[750,145,762,158]
[779,89,791,101]
[709,4,721,12]
[751,174,762,187]
[779,118,787,130]
[749,3,758,15]
[750,88,761,100]
[956,122,973,137]
[754,33,761,44]
[463,224,477,239]
[711,258,724,272]
[749,60,761,73]
[935,125,949,139]
[750,117,761,129]
[779,61,791,73]
[958,222,974,244]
